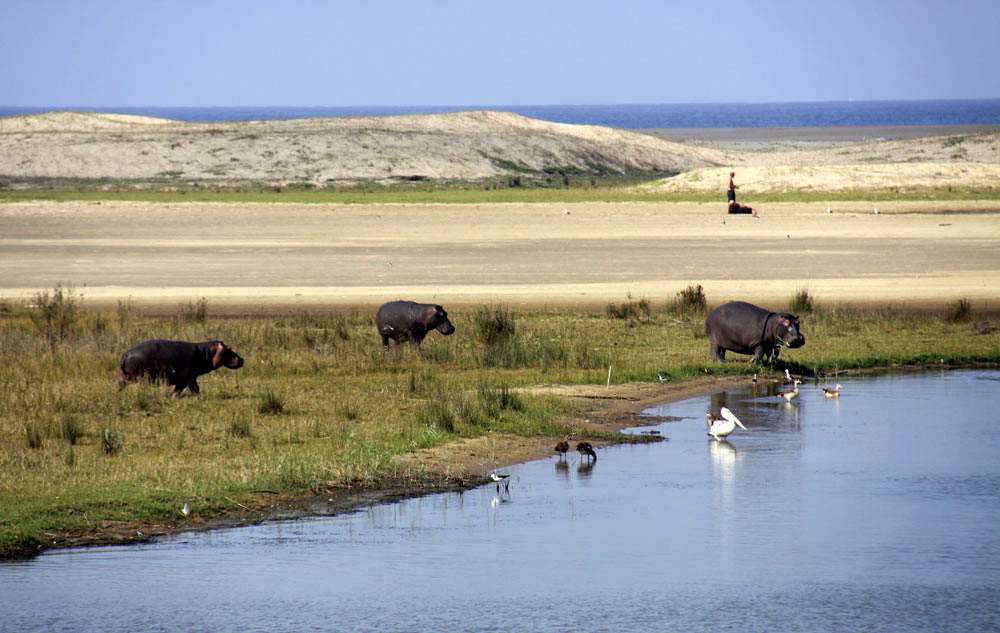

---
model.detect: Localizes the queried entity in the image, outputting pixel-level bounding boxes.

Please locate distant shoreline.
[638,124,1000,147]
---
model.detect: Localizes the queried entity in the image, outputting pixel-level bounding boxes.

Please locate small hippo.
[376,300,455,347]
[118,339,244,396]
[705,301,805,363]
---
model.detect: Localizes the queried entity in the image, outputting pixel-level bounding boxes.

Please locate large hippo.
[118,339,244,396]
[376,301,455,347]
[705,301,805,363]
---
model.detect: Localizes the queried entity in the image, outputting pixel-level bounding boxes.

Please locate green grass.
[0,302,997,557]
[2,184,999,205]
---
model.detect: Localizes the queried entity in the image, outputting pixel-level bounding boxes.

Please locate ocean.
[1,99,999,129]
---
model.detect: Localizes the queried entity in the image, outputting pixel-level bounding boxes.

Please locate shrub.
[789,289,815,314]
[101,428,124,455]
[30,285,79,345]
[607,293,651,323]
[945,298,972,323]
[61,415,83,445]
[179,297,209,323]
[675,284,707,313]
[474,305,517,346]
[258,389,286,415]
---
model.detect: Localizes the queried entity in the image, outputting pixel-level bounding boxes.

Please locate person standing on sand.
[727,171,758,217]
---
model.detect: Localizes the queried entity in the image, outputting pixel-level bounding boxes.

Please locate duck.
[706,407,747,441]
[554,439,570,460]
[576,441,597,462]
[822,383,843,398]
[777,379,802,402]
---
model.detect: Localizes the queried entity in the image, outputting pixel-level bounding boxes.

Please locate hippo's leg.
[188,379,200,395]
[170,381,188,398]
[381,334,390,348]
[751,345,768,364]
[709,342,726,361]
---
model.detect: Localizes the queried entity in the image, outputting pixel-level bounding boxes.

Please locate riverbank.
[1,303,998,559]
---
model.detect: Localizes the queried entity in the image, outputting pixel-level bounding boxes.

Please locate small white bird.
[777,379,802,402]
[563,208,571,215]
[873,207,880,215]
[180,503,191,517]
[706,407,747,441]
[823,383,843,398]
[657,373,668,383]
[490,472,511,493]
[826,207,832,214]
[785,368,792,382]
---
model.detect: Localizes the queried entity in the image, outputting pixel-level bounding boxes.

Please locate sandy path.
[1,200,998,309]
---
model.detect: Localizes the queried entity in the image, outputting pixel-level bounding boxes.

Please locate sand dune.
[0,110,724,186]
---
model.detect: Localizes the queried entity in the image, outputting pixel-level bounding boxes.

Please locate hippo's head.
[427,305,455,336]
[773,314,805,349]
[211,341,245,369]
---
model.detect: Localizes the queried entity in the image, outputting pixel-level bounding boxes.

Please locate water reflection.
[576,459,596,478]
[554,459,569,479]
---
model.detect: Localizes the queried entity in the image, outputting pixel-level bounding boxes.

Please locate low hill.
[0,110,728,188]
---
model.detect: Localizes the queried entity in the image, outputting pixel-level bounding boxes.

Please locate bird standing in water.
[706,407,747,441]
[777,379,802,402]
[490,472,510,493]
[576,441,597,462]
[822,384,843,398]
[554,439,570,460]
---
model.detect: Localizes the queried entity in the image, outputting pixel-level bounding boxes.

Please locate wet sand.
[1,199,998,310]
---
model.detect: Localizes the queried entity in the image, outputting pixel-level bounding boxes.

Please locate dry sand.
[1,200,998,309]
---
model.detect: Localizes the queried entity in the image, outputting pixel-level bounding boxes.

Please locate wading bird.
[777,379,802,402]
[554,439,570,460]
[706,407,747,441]
[490,472,511,493]
[822,384,843,398]
[576,441,597,462]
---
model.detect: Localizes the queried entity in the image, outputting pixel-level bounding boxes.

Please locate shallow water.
[3,370,999,632]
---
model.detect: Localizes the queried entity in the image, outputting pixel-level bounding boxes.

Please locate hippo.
[705,301,805,363]
[376,300,455,347]
[117,339,244,396]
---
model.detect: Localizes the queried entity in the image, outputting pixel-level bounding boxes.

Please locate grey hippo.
[118,339,244,396]
[705,301,805,363]
[375,300,455,347]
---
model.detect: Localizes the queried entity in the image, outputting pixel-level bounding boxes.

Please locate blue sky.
[3,0,999,106]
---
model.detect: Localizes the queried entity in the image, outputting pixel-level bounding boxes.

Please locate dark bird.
[576,441,597,462]
[554,439,569,460]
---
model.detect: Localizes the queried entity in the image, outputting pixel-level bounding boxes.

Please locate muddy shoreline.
[8,362,996,561]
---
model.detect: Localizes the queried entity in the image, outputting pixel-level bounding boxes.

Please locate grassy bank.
[1,295,998,558]
[2,184,1000,205]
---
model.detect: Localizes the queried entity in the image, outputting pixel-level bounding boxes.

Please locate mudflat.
[2,200,998,309]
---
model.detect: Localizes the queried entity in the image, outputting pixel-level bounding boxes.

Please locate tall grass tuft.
[416,399,456,433]
[474,305,517,346]
[61,414,83,445]
[179,297,209,323]
[673,284,707,314]
[25,423,45,449]
[116,297,135,329]
[945,298,973,323]
[606,293,651,322]
[227,416,252,438]
[101,428,124,455]
[477,383,524,418]
[789,288,815,314]
[258,388,286,415]
[30,285,79,345]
